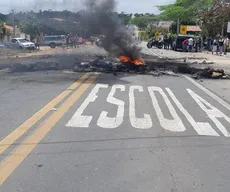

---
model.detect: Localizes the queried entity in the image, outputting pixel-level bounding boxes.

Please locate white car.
[10,38,35,50]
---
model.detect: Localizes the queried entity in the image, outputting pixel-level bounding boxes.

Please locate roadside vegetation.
[0,0,229,42]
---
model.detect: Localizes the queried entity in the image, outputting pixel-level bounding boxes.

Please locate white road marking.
[147,48,163,58]
[66,83,230,137]
[166,88,219,136]
[129,86,153,129]
[184,75,230,112]
[188,89,230,137]
[97,85,125,129]
[148,86,185,132]
[66,84,108,128]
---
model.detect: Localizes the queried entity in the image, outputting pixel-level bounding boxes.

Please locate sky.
[0,0,175,14]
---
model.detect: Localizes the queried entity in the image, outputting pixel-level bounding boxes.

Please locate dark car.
[172,34,194,51]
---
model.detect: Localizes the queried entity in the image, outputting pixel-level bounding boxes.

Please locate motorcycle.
[147,39,163,49]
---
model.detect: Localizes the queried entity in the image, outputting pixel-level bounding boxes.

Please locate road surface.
[1,70,230,192]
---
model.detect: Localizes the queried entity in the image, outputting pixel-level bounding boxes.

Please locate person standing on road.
[168,35,172,49]
[218,37,224,55]
[188,37,193,52]
[195,37,198,52]
[74,34,79,48]
[224,36,229,55]
[66,34,70,49]
[182,39,189,52]
[163,35,168,49]
[212,39,218,55]
[35,35,40,50]
[198,37,202,51]
[209,37,214,52]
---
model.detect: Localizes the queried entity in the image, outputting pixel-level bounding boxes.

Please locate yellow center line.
[0,75,98,185]
[0,73,90,156]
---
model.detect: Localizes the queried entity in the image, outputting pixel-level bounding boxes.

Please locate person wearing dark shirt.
[218,37,224,55]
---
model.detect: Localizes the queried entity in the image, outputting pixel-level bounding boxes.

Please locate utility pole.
[177,18,180,34]
[12,9,16,38]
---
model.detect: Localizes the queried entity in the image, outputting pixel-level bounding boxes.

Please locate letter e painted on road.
[129,86,152,129]
[66,84,108,128]
[187,89,230,137]
[148,86,185,132]
[97,85,125,128]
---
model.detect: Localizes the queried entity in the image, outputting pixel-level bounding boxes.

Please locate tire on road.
[147,43,152,48]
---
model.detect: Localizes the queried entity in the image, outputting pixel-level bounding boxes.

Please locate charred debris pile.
[73,53,229,79]
[72,0,228,79]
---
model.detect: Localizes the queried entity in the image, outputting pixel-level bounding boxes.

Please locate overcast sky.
[0,0,175,14]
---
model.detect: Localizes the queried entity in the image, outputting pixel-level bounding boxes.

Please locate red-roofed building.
[187,25,202,32]
[4,24,14,31]
[3,23,28,41]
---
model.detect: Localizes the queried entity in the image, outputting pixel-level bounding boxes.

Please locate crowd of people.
[209,36,229,55]
[151,33,229,55]
[65,34,80,49]
[163,35,174,50]
[181,36,202,52]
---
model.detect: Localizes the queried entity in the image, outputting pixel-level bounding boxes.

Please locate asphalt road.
[1,70,230,192]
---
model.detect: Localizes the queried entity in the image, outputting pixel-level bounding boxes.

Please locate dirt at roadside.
[0,45,107,72]
[142,44,230,74]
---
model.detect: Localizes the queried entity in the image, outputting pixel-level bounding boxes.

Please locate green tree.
[0,23,6,40]
[118,12,132,25]
[131,16,158,29]
[158,0,230,36]
[19,13,40,38]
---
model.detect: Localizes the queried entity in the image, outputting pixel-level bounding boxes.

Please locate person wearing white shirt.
[188,38,193,52]
[224,37,229,55]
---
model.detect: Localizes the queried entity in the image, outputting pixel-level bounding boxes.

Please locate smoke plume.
[83,0,142,60]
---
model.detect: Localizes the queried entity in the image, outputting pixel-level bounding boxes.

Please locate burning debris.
[74,54,147,75]
[73,53,229,80]
[118,55,144,65]
[82,0,141,60]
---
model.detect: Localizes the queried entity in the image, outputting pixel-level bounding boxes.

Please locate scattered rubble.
[0,49,228,80]
[72,54,229,79]
[10,61,63,72]
[192,68,228,79]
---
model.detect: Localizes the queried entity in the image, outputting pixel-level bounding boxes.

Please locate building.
[3,24,29,41]
[148,21,174,30]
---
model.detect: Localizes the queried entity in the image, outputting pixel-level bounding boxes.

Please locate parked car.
[42,35,66,48]
[172,34,194,51]
[78,37,85,44]
[0,42,6,48]
[10,38,35,50]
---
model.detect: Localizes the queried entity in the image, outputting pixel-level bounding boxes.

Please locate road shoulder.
[198,78,230,104]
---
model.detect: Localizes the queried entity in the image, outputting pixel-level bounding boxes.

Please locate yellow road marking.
[0,73,90,156]
[0,75,98,185]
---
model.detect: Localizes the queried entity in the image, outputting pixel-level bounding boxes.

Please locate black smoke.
[82,0,142,60]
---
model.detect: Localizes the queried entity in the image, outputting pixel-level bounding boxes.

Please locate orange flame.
[119,55,144,65]
[119,55,130,63]
[132,59,144,65]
